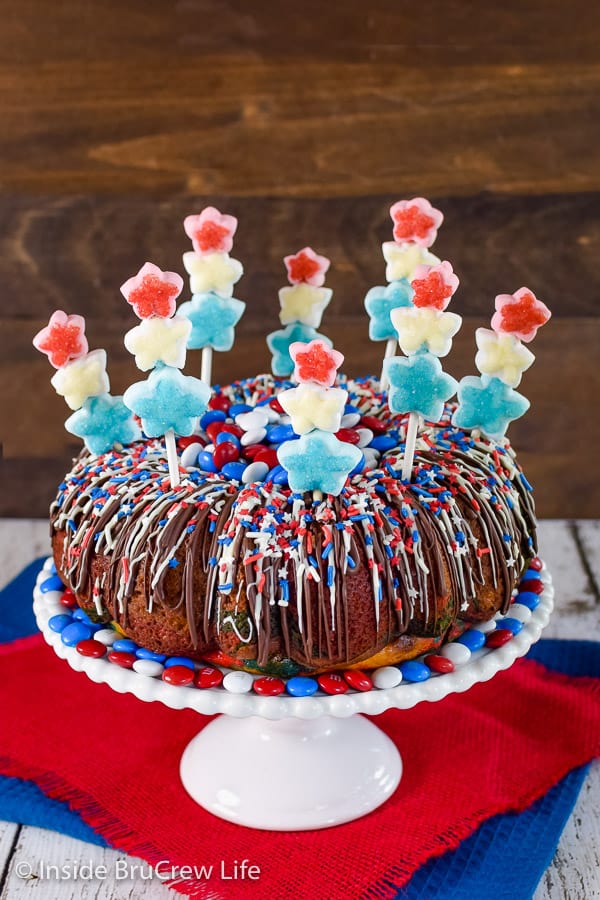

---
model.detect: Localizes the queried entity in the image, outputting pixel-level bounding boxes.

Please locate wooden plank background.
[0,1,598,517]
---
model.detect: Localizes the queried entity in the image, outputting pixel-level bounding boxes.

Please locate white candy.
[94,628,118,646]
[474,328,535,388]
[182,250,243,297]
[241,427,267,446]
[363,449,381,469]
[390,306,462,358]
[43,558,55,572]
[471,618,497,634]
[278,283,332,329]
[440,642,472,665]
[181,441,202,469]
[341,413,361,428]
[50,349,110,410]
[44,602,65,618]
[372,666,403,689]
[223,670,254,693]
[236,409,270,431]
[133,659,164,678]
[508,603,533,624]
[242,461,269,484]
[356,427,374,448]
[279,383,347,434]
[382,241,440,282]
[266,407,280,423]
[124,315,192,372]
[42,590,63,606]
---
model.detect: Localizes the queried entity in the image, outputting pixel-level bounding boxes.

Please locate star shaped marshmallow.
[123,365,210,438]
[124,315,192,372]
[65,394,141,455]
[452,375,530,440]
[289,339,343,387]
[390,306,462,357]
[364,280,413,342]
[384,353,458,422]
[183,208,238,255]
[266,323,332,377]
[50,349,110,411]
[490,287,551,343]
[277,430,362,496]
[278,283,332,329]
[33,310,88,369]
[178,292,246,352]
[182,251,243,298]
[278,383,347,434]
[284,247,330,287]
[120,262,183,319]
[389,198,444,248]
[474,328,535,388]
[410,261,459,310]
[382,242,440,283]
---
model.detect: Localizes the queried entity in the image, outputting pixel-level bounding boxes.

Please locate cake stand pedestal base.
[179,713,402,830]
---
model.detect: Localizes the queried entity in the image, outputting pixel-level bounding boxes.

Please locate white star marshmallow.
[50,349,110,410]
[390,306,462,357]
[278,284,333,329]
[382,242,440,282]
[124,316,192,372]
[182,251,243,297]
[278,383,347,434]
[474,328,535,387]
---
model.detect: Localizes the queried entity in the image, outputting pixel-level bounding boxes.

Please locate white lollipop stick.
[164,428,180,488]
[313,490,323,502]
[201,347,213,386]
[401,412,420,482]
[379,338,397,390]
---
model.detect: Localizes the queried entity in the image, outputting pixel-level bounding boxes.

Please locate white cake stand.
[34,558,554,831]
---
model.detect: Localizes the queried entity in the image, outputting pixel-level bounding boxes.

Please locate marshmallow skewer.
[379,338,397,391]
[179,207,245,388]
[401,412,421,482]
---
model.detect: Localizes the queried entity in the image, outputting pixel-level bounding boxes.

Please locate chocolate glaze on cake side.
[50,375,537,676]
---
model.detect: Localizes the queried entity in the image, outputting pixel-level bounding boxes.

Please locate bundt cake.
[50,374,537,677]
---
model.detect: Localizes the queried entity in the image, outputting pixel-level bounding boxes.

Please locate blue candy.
[66,393,142,456]
[286,676,319,697]
[60,622,93,646]
[216,432,240,448]
[40,575,64,593]
[456,629,487,651]
[72,608,95,626]
[266,423,296,443]
[369,435,397,452]
[497,617,524,635]
[364,279,413,341]
[164,656,195,670]
[48,614,72,633]
[179,292,246,353]
[198,451,218,473]
[384,353,458,422]
[267,323,332,377]
[229,403,252,417]
[112,638,139,653]
[200,409,226,429]
[221,461,246,481]
[278,430,362,496]
[136,648,167,662]
[521,568,541,581]
[123,365,211,438]
[399,660,431,682]
[452,375,530,440]
[350,454,365,476]
[514,591,541,610]
[344,404,360,415]
[271,465,289,485]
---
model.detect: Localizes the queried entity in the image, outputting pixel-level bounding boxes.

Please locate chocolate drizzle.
[50,375,537,671]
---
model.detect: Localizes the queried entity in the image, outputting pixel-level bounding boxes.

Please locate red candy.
[343,670,373,692]
[425,654,455,674]
[178,435,202,450]
[529,557,543,571]
[486,629,513,648]
[317,673,348,695]
[335,428,361,445]
[206,421,225,442]
[359,415,387,434]
[254,449,279,470]
[253,676,286,696]
[195,666,224,689]
[76,639,106,659]
[521,578,544,595]
[213,441,240,469]
[209,394,231,413]
[33,311,88,369]
[60,589,77,608]
[269,397,285,414]
[220,423,244,438]
[244,444,266,459]
[108,650,136,668]
[162,665,195,686]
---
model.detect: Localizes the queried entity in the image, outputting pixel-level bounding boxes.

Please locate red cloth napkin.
[2,634,600,900]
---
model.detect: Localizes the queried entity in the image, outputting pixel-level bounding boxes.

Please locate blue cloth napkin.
[1,559,596,897]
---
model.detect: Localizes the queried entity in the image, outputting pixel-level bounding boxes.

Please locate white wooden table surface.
[0,519,598,899]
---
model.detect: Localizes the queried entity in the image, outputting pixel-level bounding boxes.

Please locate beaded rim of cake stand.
[34,556,553,720]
